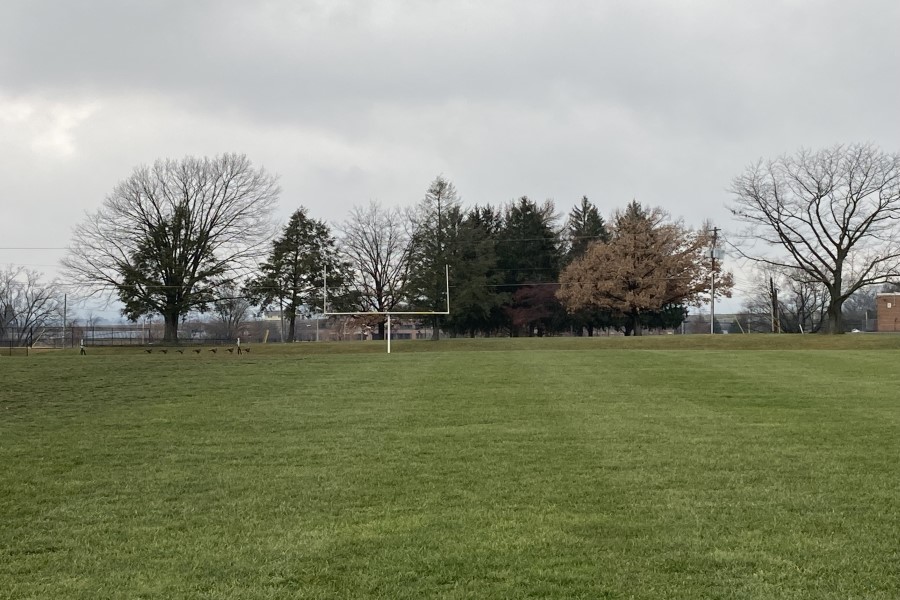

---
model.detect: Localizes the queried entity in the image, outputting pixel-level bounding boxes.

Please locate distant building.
[876,293,900,332]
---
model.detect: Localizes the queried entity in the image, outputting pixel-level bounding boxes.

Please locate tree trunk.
[163,311,179,342]
[624,311,642,337]
[287,315,296,343]
[433,315,440,340]
[823,299,845,334]
[377,320,385,340]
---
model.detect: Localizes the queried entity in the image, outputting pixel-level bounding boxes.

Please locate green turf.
[2,338,899,598]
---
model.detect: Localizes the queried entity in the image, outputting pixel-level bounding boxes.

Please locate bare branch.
[62,154,278,342]
[0,266,64,345]
[730,143,900,333]
[338,201,412,334]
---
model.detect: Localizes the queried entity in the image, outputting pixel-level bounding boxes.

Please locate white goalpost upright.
[323,265,450,354]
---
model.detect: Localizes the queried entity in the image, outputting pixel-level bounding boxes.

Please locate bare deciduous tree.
[730,143,900,333]
[742,266,829,333]
[212,283,252,341]
[338,201,411,339]
[0,266,63,345]
[63,154,279,342]
[842,286,878,331]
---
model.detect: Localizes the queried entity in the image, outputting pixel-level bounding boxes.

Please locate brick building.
[876,293,900,332]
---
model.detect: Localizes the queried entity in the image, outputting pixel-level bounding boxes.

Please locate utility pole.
[436,189,443,341]
[769,277,780,333]
[279,296,285,343]
[710,227,719,334]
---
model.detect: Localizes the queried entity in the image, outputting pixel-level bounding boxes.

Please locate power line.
[0,232,614,252]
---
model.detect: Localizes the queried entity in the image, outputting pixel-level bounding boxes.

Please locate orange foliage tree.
[557,202,733,336]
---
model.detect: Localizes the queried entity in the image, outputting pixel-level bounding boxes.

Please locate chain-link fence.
[1,325,243,351]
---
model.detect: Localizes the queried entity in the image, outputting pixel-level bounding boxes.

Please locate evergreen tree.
[406,176,461,339]
[442,206,506,337]
[247,207,347,342]
[497,197,562,335]
[565,196,610,262]
[564,196,612,335]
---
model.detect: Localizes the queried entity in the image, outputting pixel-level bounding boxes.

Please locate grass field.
[2,337,899,599]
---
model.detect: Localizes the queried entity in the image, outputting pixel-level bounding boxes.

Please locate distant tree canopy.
[212,282,252,341]
[565,196,609,261]
[247,207,347,343]
[63,162,729,340]
[741,266,829,334]
[497,197,561,290]
[339,201,411,340]
[441,205,506,337]
[557,201,732,336]
[63,154,279,342]
[0,266,63,345]
[406,176,461,339]
[496,197,562,336]
[730,143,900,333]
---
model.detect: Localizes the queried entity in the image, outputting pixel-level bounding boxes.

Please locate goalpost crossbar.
[322,265,450,353]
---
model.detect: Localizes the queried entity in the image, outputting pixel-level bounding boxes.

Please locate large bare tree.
[338,201,411,339]
[557,202,731,336]
[730,144,900,333]
[63,154,278,342]
[0,266,63,345]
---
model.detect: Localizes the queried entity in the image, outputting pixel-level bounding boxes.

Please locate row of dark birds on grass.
[142,347,250,354]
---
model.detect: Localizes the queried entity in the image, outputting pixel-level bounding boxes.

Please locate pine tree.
[442,206,506,337]
[565,196,609,262]
[247,208,347,342]
[406,176,461,339]
[496,197,562,335]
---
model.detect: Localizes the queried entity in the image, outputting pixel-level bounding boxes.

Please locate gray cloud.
[2,0,899,313]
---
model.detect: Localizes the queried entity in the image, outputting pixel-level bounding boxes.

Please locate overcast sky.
[2,0,899,313]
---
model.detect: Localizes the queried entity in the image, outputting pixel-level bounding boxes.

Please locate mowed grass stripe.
[1,345,899,598]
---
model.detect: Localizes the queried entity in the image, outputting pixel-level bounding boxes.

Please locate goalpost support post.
[324,265,450,354]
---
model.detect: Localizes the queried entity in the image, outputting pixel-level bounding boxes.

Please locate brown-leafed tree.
[63,154,278,342]
[730,144,900,333]
[557,201,732,336]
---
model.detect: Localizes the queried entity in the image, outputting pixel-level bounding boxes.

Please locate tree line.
[8,143,897,344]
[55,155,735,342]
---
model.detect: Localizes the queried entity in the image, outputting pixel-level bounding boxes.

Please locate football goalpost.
[323,266,450,354]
